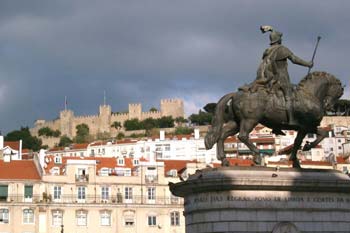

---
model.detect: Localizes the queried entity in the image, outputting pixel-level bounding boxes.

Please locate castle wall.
[141,111,162,120]
[73,115,100,137]
[160,98,184,118]
[31,98,185,140]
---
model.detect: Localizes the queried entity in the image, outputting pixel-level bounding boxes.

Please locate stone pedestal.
[169,167,350,233]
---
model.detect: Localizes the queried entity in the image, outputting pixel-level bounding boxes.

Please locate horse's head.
[298,72,343,111]
[323,75,344,111]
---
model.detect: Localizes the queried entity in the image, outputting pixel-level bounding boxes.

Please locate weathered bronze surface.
[205,27,343,168]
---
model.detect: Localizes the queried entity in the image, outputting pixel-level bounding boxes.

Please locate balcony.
[75,174,89,183]
[0,194,183,205]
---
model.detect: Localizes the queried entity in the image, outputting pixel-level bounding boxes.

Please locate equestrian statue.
[205,26,344,168]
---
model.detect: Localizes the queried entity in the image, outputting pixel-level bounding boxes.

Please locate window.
[53,186,62,200]
[147,187,156,202]
[148,215,157,226]
[100,210,111,226]
[54,155,62,164]
[124,210,135,226]
[0,209,9,223]
[76,210,87,226]
[23,209,34,224]
[91,149,95,156]
[133,159,139,166]
[125,187,132,202]
[77,186,86,200]
[170,211,180,226]
[50,167,60,175]
[99,168,109,176]
[24,185,33,199]
[101,186,109,200]
[0,185,8,201]
[117,158,124,165]
[52,210,63,226]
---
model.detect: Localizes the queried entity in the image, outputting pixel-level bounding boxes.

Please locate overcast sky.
[0,0,349,133]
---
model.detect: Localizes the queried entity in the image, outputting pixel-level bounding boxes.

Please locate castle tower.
[128,103,142,120]
[59,110,74,137]
[99,104,112,133]
[160,98,185,118]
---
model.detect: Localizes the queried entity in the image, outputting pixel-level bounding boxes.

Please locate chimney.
[194,128,200,140]
[0,135,3,149]
[160,130,165,141]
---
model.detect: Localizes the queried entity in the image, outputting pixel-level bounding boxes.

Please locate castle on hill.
[30,98,184,139]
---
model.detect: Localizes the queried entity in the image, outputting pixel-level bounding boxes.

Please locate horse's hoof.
[292,160,301,168]
[221,159,230,167]
[253,155,262,165]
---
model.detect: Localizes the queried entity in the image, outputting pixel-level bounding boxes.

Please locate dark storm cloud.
[0,0,349,133]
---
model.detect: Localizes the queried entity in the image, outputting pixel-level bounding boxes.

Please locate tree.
[333,99,350,116]
[75,124,90,143]
[174,127,193,135]
[123,119,143,131]
[175,116,188,127]
[149,107,158,112]
[38,127,61,137]
[142,118,158,131]
[116,132,125,140]
[189,110,212,126]
[158,116,174,128]
[58,135,73,147]
[5,127,42,151]
[111,121,122,130]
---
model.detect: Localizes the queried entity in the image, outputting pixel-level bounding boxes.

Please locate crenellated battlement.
[160,98,182,104]
[31,98,184,138]
[75,115,98,120]
[112,112,129,117]
[142,111,162,119]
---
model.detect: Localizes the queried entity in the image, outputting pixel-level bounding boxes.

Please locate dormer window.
[99,168,109,176]
[167,169,178,177]
[50,167,60,175]
[54,155,62,164]
[133,159,139,166]
[117,158,124,166]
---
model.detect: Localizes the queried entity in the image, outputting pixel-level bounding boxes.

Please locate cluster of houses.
[1,123,350,233]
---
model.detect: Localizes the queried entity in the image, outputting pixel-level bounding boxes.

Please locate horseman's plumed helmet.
[260,25,283,45]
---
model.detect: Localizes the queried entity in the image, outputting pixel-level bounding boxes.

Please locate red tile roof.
[337,156,349,164]
[4,141,20,150]
[160,160,196,176]
[71,143,89,150]
[225,136,275,144]
[0,160,41,180]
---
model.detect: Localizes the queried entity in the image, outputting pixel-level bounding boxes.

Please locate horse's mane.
[298,71,341,89]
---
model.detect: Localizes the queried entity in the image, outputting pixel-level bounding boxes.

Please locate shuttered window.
[0,185,8,200]
[24,185,33,198]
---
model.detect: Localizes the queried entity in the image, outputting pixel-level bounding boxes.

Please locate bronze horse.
[205,71,344,168]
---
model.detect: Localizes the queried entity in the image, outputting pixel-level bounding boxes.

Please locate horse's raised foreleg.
[302,128,328,151]
[237,119,260,165]
[289,130,306,168]
[216,121,239,166]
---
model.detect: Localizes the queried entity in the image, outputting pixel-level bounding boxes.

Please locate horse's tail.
[205,92,236,149]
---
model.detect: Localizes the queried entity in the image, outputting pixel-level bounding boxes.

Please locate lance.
[308,36,321,75]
